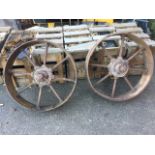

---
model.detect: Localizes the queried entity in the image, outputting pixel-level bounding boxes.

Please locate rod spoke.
[49,85,63,103]
[128,48,144,61]
[95,73,110,85]
[111,78,117,97]
[44,43,49,65]
[91,64,107,68]
[25,53,36,68]
[123,76,134,90]
[53,78,75,83]
[17,82,34,94]
[36,86,43,109]
[52,56,69,71]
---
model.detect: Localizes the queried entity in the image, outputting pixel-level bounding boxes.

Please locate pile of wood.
[27,22,155,78]
[0,22,155,83]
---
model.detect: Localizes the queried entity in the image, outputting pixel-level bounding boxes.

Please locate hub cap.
[33,66,54,86]
[108,57,129,77]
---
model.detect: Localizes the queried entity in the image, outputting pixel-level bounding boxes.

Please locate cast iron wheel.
[86,33,154,101]
[4,40,77,111]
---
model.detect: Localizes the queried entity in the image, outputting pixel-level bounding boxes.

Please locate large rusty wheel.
[86,33,154,101]
[4,40,77,111]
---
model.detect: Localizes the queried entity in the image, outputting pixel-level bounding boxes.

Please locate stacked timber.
[0,22,155,84]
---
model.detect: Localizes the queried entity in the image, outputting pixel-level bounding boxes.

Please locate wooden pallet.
[0,29,65,85]
[26,23,155,79]
[1,22,155,84]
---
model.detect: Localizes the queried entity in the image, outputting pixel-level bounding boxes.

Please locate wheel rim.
[4,40,77,111]
[86,33,154,101]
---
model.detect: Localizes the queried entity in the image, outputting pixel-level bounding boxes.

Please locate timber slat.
[113,22,137,28]
[93,35,121,41]
[64,30,90,37]
[89,26,115,32]
[0,27,11,32]
[36,33,63,39]
[126,40,155,47]
[27,26,63,33]
[63,25,88,31]
[65,37,92,44]
[116,27,143,33]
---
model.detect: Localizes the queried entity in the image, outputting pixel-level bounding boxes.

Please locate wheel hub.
[33,66,54,86]
[108,57,129,77]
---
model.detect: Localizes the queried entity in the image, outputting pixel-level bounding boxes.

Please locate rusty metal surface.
[86,33,154,101]
[4,40,77,111]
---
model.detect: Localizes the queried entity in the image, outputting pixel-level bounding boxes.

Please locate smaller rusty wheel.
[4,40,77,111]
[86,33,154,101]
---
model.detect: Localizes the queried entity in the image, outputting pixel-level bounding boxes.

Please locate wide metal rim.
[86,32,154,101]
[4,39,77,111]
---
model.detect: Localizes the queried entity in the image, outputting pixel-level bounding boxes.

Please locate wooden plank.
[56,54,64,83]
[64,25,88,31]
[93,35,121,41]
[65,42,120,53]
[48,39,63,45]
[64,36,92,44]
[116,27,143,33]
[113,22,137,28]
[76,62,87,79]
[27,26,63,33]
[32,47,64,55]
[70,51,87,60]
[36,33,63,39]
[89,26,115,32]
[126,40,155,47]
[40,53,62,63]
[0,27,11,32]
[64,30,90,37]
[94,50,105,78]
[69,51,88,79]
[0,32,7,40]
[66,41,96,53]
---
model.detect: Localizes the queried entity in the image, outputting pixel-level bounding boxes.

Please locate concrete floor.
[0,74,155,135]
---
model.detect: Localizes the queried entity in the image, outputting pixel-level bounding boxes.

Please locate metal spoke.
[49,85,63,103]
[25,53,36,68]
[123,76,134,90]
[36,86,43,109]
[111,78,117,97]
[128,48,144,61]
[91,64,107,68]
[119,36,125,57]
[17,82,34,95]
[44,43,49,65]
[95,73,110,85]
[53,78,75,83]
[52,56,69,71]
